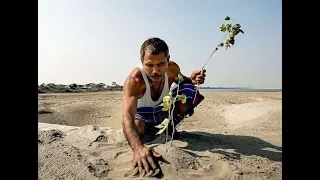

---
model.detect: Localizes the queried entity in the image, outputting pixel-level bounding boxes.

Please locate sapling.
[157,16,244,147]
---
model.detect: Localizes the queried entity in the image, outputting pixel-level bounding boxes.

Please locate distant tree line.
[38,82,123,94]
[199,86,249,89]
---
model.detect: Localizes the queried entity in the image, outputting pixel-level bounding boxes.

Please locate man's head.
[140,37,170,82]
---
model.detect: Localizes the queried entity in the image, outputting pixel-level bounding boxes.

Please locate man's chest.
[137,72,176,99]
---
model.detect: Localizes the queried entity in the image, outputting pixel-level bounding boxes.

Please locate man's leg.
[134,120,161,143]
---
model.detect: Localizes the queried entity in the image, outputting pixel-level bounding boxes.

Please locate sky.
[38,0,282,89]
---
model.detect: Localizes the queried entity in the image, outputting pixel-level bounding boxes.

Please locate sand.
[38,91,282,180]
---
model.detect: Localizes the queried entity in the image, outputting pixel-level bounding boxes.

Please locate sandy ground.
[38,91,282,180]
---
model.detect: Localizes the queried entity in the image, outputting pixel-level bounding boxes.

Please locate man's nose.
[152,67,160,74]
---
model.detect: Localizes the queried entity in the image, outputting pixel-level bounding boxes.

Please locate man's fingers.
[152,149,162,158]
[145,169,154,177]
[141,158,150,173]
[147,156,158,170]
[195,69,206,75]
[138,161,143,175]
[140,170,146,177]
[153,168,161,176]
[196,77,205,81]
[196,74,206,78]
[132,167,139,176]
[132,161,137,169]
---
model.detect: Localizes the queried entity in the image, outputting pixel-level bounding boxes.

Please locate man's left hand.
[190,69,206,85]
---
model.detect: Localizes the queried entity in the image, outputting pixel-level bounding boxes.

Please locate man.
[122,37,206,177]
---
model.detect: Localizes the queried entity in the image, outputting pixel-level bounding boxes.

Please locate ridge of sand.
[222,101,281,125]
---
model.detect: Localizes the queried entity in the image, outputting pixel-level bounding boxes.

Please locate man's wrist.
[184,76,195,84]
[130,137,143,152]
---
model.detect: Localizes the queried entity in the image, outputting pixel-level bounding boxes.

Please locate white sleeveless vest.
[137,67,170,107]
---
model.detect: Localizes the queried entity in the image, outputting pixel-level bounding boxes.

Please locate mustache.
[150,74,162,78]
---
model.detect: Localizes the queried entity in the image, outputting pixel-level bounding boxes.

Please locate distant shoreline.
[199,87,281,89]
[38,88,282,94]
[38,83,281,94]
[199,88,282,92]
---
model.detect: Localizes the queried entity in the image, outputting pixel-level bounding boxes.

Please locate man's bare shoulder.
[124,68,143,92]
[127,67,143,81]
[168,60,181,77]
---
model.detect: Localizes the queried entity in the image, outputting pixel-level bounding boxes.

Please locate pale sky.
[38,0,282,89]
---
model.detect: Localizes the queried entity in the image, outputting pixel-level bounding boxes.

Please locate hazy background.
[38,0,282,89]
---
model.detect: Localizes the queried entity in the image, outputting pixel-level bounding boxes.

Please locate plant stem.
[169,83,180,146]
[201,32,228,70]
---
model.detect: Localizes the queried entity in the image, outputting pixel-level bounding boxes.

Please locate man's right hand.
[132,144,162,177]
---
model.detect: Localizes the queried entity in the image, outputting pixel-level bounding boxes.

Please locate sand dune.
[38,91,282,180]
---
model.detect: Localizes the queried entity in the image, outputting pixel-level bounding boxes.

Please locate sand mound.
[222,101,281,125]
[38,105,54,114]
[151,145,236,180]
[38,129,65,144]
[38,123,241,180]
[38,98,121,128]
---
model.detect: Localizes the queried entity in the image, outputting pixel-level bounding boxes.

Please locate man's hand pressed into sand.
[132,145,161,176]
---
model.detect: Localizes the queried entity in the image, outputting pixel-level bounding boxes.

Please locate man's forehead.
[145,50,166,56]
[144,58,167,64]
[144,52,167,62]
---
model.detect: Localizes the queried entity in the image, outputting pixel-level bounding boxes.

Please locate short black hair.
[140,37,170,62]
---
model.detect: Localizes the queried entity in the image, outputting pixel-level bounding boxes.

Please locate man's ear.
[167,55,170,61]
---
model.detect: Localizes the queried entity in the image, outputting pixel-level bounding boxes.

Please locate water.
[199,88,282,92]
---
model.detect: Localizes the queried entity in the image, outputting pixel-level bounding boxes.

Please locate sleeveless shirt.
[137,67,170,107]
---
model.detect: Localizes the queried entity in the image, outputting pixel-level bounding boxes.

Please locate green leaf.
[162,104,170,111]
[238,29,244,34]
[155,118,170,135]
[225,16,231,20]
[229,39,235,45]
[177,94,187,104]
[177,73,184,81]
[229,33,235,39]
[220,24,226,32]
[233,24,241,29]
[226,24,232,32]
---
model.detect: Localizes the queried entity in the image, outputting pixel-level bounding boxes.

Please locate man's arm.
[168,61,205,84]
[122,76,143,151]
[122,74,163,175]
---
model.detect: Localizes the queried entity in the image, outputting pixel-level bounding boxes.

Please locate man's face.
[142,50,169,82]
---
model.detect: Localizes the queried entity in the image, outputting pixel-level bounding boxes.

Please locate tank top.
[137,67,170,107]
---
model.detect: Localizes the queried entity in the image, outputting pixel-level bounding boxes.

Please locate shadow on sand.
[178,131,282,162]
[147,130,282,162]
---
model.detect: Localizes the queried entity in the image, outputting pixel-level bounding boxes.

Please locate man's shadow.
[178,131,282,162]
